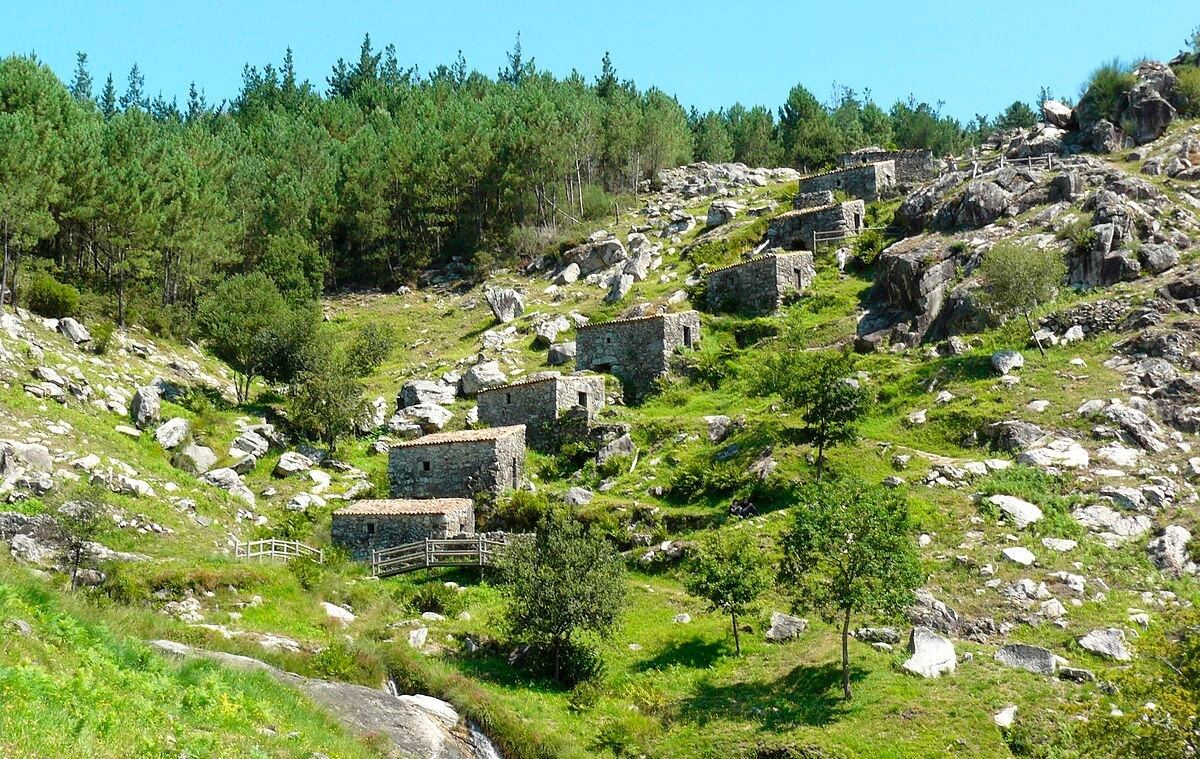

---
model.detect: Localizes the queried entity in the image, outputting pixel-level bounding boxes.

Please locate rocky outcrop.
[856,235,957,349]
[150,640,500,759]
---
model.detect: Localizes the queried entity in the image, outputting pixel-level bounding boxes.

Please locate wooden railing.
[234,539,324,564]
[812,225,891,250]
[370,533,526,578]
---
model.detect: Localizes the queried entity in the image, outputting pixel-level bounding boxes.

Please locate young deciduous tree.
[683,529,773,655]
[498,510,625,684]
[779,481,922,700]
[57,499,104,589]
[977,241,1066,357]
[751,349,872,478]
[195,272,295,402]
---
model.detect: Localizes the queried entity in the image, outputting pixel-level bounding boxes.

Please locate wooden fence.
[234,539,324,564]
[370,534,526,578]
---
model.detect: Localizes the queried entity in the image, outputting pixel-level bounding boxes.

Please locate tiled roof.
[576,309,698,330]
[390,425,525,448]
[334,498,473,516]
[798,160,892,182]
[774,202,842,220]
[707,251,806,275]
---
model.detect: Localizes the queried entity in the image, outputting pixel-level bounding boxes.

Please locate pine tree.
[69,52,93,104]
[99,74,117,119]
[119,63,146,111]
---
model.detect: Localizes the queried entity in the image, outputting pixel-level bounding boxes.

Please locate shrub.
[489,490,554,533]
[312,641,360,680]
[506,224,546,261]
[411,581,466,618]
[581,184,614,221]
[687,342,739,387]
[287,556,324,590]
[27,273,79,318]
[1055,216,1097,254]
[670,456,752,502]
[1176,66,1200,118]
[1080,59,1136,124]
[90,321,115,355]
[852,228,886,263]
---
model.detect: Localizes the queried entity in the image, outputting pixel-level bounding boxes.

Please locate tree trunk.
[815,440,826,480]
[1,217,10,312]
[731,610,741,655]
[1024,311,1045,358]
[553,636,562,683]
[841,607,852,700]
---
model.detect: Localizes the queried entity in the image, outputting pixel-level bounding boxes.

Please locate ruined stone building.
[576,310,701,399]
[796,161,896,202]
[476,372,605,450]
[389,426,526,498]
[767,199,866,250]
[705,252,816,315]
[331,498,475,560]
[839,147,937,184]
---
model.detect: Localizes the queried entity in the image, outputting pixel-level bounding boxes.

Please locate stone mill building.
[388,425,526,498]
[331,498,475,560]
[767,194,866,251]
[476,372,605,450]
[705,251,816,315]
[796,160,897,202]
[576,310,701,399]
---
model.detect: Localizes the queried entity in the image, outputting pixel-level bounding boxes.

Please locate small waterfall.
[750,238,770,257]
[469,721,504,759]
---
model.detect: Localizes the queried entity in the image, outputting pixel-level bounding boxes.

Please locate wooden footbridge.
[370,533,526,578]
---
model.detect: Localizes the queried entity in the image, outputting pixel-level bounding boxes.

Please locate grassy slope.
[2,146,1200,757]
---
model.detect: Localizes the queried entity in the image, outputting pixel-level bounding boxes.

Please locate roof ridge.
[577,310,697,330]
[798,160,892,182]
[707,251,806,275]
[390,425,525,448]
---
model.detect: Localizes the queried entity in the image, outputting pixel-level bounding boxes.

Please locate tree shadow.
[633,638,727,672]
[680,661,865,729]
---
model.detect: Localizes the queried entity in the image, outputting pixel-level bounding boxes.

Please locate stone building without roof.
[389,425,526,498]
[767,200,866,251]
[476,372,605,450]
[331,498,475,560]
[576,310,701,399]
[839,148,937,184]
[796,160,896,202]
[705,252,816,315]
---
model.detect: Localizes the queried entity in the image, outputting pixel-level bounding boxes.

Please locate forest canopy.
[0,35,991,332]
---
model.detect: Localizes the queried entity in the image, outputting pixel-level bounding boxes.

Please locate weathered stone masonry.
[767,201,865,250]
[576,310,701,399]
[389,426,526,498]
[706,252,815,315]
[840,148,937,184]
[797,160,896,202]
[476,372,605,450]
[332,498,475,560]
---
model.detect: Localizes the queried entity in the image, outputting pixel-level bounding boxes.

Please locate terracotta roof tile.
[334,498,473,516]
[390,425,525,448]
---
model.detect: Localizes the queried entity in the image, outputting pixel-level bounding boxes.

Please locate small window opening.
[578,391,588,407]
[366,522,376,536]
[422,460,431,472]
[506,392,512,404]
[683,326,693,347]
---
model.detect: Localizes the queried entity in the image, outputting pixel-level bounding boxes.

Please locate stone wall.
[797,161,896,202]
[706,252,815,315]
[388,427,526,498]
[476,373,605,450]
[840,149,937,184]
[576,311,701,399]
[767,201,866,250]
[332,503,475,561]
[793,190,835,210]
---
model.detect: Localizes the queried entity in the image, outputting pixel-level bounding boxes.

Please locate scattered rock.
[1079,628,1132,661]
[902,626,956,678]
[765,612,807,643]
[995,643,1059,675]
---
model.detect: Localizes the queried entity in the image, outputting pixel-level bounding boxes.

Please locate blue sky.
[5,1,1196,121]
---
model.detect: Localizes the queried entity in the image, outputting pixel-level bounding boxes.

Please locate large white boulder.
[988,495,1043,529]
[1079,628,1131,661]
[460,361,507,396]
[902,627,956,678]
[154,418,190,450]
[484,287,525,323]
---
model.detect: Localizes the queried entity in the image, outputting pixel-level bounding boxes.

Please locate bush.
[27,273,79,318]
[411,581,466,618]
[312,641,361,680]
[687,342,739,387]
[489,491,554,533]
[581,184,614,221]
[670,456,753,502]
[90,321,115,355]
[519,638,605,687]
[1055,216,1097,254]
[1080,59,1136,123]
[1176,66,1200,118]
[287,556,324,590]
[852,228,886,263]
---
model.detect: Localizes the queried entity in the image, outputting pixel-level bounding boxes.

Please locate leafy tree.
[751,349,872,478]
[0,110,60,309]
[286,345,368,451]
[977,241,1066,357]
[195,272,294,402]
[498,509,626,683]
[57,498,105,590]
[779,480,922,699]
[346,322,395,376]
[727,103,777,166]
[994,100,1038,130]
[683,529,773,655]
